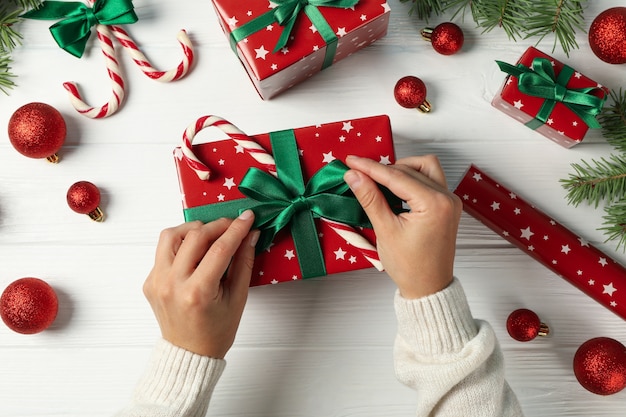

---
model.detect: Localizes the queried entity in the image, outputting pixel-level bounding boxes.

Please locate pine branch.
[0,52,16,94]
[601,202,626,252]
[560,154,626,208]
[522,0,586,56]
[446,0,533,41]
[398,0,448,20]
[599,89,626,153]
[0,0,42,94]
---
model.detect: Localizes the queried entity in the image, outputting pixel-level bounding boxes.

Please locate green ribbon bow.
[230,0,359,70]
[21,0,138,58]
[183,129,373,279]
[496,57,606,130]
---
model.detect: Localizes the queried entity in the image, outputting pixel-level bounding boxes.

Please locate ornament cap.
[538,322,550,337]
[417,99,432,113]
[46,153,60,164]
[88,207,105,222]
[420,27,434,42]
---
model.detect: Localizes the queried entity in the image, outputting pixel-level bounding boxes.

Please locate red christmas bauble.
[589,7,626,64]
[573,337,626,395]
[422,22,464,55]
[67,181,104,221]
[394,76,431,112]
[506,308,549,342]
[0,278,58,334]
[8,102,66,162]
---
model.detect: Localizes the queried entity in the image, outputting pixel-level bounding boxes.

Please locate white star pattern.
[255,45,269,60]
[235,144,245,153]
[491,202,500,211]
[513,100,524,109]
[334,247,347,260]
[561,245,571,254]
[599,257,608,267]
[336,27,347,37]
[349,256,357,264]
[284,250,295,260]
[342,121,353,132]
[223,178,236,190]
[217,194,225,202]
[322,151,336,163]
[379,155,391,165]
[381,2,391,12]
[227,16,238,28]
[520,227,534,240]
[603,282,617,296]
[473,173,482,181]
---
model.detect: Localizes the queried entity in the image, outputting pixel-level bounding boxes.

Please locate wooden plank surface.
[1,1,625,415]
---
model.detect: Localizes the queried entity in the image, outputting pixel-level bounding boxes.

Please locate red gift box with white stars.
[454,164,626,321]
[491,46,608,148]
[173,115,395,286]
[211,0,390,99]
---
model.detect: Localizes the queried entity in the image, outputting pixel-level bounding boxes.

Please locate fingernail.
[345,155,359,161]
[249,230,261,247]
[343,170,362,191]
[238,209,254,221]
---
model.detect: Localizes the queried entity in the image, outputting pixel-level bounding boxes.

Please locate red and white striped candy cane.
[181,116,383,271]
[63,24,125,119]
[182,115,277,181]
[110,26,194,82]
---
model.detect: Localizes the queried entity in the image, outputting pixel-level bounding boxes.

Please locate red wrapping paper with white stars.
[211,0,390,99]
[491,46,608,148]
[173,115,395,286]
[454,165,626,321]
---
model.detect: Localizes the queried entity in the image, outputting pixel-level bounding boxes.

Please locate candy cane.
[182,115,277,180]
[110,26,194,82]
[62,24,125,119]
[182,116,382,270]
[321,219,384,271]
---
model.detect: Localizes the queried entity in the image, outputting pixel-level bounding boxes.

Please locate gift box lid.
[212,0,391,82]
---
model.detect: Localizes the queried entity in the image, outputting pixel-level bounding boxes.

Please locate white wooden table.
[2,1,625,415]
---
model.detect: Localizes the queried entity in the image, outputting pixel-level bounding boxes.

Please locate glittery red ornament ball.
[394,76,428,109]
[506,308,545,342]
[8,102,66,160]
[589,7,626,64]
[0,278,58,334]
[67,181,101,214]
[573,337,626,395]
[426,22,464,55]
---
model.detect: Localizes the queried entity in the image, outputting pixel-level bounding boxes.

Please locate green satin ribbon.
[183,128,372,279]
[496,57,606,130]
[230,0,359,70]
[21,0,138,58]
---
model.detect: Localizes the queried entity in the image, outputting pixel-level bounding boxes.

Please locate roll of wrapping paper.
[454,164,626,321]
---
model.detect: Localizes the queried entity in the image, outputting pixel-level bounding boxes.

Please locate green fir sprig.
[399,0,588,56]
[561,89,626,251]
[0,0,42,94]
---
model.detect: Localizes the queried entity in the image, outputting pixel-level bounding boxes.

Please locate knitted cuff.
[133,339,226,416]
[394,278,479,356]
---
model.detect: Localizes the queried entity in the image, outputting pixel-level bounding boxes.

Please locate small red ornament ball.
[506,308,548,342]
[421,22,464,55]
[573,337,626,395]
[589,7,626,64]
[394,76,430,111]
[67,181,104,221]
[0,278,58,334]
[8,102,66,161]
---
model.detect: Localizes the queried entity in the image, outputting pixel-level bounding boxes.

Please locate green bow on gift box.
[496,57,606,130]
[230,0,359,70]
[22,0,138,58]
[183,128,396,279]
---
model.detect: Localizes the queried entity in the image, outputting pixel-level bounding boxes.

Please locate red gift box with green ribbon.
[492,46,608,148]
[173,115,399,286]
[211,0,391,99]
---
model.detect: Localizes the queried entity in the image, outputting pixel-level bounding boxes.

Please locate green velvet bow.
[183,129,373,279]
[21,0,138,58]
[496,57,606,130]
[230,0,359,70]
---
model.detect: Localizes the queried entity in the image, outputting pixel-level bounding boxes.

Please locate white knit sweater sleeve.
[115,339,225,417]
[393,278,525,417]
